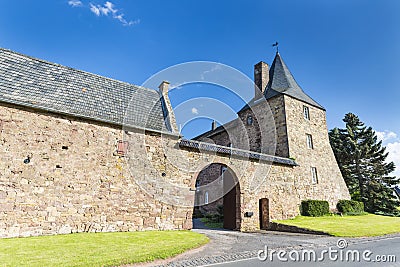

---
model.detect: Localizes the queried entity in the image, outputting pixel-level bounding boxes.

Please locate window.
[306,134,314,149]
[311,167,318,184]
[204,191,209,204]
[195,180,200,192]
[221,166,227,174]
[116,140,129,156]
[303,106,310,120]
[221,167,227,183]
[247,115,253,125]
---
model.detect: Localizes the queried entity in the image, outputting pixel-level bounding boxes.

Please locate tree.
[329,113,399,213]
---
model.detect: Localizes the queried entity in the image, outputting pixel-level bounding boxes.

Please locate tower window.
[247,115,253,125]
[303,106,310,120]
[311,167,318,184]
[205,191,209,204]
[221,166,227,175]
[116,140,129,156]
[306,134,314,149]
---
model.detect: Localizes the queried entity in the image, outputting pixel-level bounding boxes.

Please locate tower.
[261,52,350,205]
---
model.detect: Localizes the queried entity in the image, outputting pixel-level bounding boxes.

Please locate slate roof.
[264,52,324,110]
[194,118,238,140]
[0,48,174,134]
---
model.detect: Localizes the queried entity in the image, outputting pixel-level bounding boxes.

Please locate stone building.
[195,52,350,229]
[0,48,350,237]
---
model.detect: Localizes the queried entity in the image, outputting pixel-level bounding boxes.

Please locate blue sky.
[0,0,399,175]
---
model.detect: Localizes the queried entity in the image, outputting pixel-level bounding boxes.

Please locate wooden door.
[223,170,237,230]
[259,198,269,230]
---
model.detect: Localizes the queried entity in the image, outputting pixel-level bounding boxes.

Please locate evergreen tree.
[329,113,399,213]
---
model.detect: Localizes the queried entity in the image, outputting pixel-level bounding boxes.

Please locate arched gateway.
[193,164,241,230]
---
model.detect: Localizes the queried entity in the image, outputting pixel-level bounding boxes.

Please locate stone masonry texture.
[0,49,351,237]
[194,94,350,229]
[0,94,350,237]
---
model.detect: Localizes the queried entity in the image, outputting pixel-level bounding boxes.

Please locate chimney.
[158,81,179,133]
[254,61,269,98]
[211,120,217,131]
[159,80,170,96]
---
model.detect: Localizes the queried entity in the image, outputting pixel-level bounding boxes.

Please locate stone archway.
[193,163,241,230]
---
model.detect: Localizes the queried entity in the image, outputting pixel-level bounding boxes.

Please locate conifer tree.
[329,113,399,213]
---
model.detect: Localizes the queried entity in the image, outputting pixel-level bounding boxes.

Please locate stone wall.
[283,96,350,208]
[193,95,350,230]
[0,103,192,238]
[0,95,350,237]
[194,163,224,215]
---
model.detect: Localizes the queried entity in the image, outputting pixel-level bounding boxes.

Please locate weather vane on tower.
[272,41,279,53]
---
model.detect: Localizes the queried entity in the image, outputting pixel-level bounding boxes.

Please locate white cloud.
[99,6,110,15]
[376,130,400,179]
[170,83,183,90]
[68,0,82,7]
[89,3,100,16]
[376,130,397,143]
[387,141,400,178]
[71,1,139,26]
[104,1,117,13]
[191,108,199,115]
[201,64,222,80]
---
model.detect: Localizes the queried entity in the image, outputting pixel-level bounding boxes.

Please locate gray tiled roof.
[193,118,238,140]
[264,52,324,110]
[0,48,174,134]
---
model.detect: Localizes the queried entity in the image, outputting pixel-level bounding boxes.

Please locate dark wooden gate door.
[259,198,269,230]
[223,170,237,230]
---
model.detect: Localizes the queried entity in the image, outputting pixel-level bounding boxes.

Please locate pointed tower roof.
[264,52,324,110]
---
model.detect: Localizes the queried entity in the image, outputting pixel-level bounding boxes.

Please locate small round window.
[247,115,253,125]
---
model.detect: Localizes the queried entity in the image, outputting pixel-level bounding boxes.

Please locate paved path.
[208,235,400,267]
[133,220,400,267]
[147,221,400,267]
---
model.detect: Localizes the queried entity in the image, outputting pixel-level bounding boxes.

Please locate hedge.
[337,200,364,214]
[300,200,330,217]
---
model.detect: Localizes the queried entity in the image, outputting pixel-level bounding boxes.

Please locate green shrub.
[300,200,330,217]
[374,211,400,217]
[203,212,223,223]
[337,200,364,215]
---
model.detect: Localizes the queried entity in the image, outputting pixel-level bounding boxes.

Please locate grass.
[0,231,209,267]
[200,218,223,229]
[274,214,400,237]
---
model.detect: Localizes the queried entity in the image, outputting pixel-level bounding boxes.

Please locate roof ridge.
[0,47,157,94]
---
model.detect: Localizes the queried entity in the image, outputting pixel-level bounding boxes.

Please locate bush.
[374,211,400,217]
[337,200,364,215]
[300,200,330,217]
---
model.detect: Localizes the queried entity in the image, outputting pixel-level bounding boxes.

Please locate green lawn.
[274,214,400,237]
[0,231,208,267]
